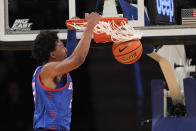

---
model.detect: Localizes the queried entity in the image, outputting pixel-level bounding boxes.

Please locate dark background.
[0,45,164,131]
[1,0,196,131]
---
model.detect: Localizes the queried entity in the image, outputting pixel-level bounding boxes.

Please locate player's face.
[54,40,67,61]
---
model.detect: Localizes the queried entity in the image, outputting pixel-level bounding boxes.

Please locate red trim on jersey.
[38,72,69,91]
[49,122,56,125]
[49,120,56,123]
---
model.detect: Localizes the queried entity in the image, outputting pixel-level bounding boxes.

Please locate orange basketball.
[112,40,143,64]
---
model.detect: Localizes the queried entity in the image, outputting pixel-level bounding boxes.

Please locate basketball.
[112,40,143,64]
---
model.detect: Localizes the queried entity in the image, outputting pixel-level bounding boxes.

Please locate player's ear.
[50,51,56,59]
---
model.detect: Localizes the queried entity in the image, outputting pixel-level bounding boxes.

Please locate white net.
[94,20,142,43]
[67,19,143,43]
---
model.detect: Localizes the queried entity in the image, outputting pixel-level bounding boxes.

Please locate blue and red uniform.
[32,66,73,131]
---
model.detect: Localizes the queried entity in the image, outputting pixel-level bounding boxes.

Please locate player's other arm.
[66,17,80,57]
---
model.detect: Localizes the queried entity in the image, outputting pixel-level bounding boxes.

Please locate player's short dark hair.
[32,30,58,64]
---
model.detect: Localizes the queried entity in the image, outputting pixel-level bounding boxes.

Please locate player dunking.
[32,12,100,131]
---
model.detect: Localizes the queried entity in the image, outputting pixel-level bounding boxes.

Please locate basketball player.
[32,12,100,131]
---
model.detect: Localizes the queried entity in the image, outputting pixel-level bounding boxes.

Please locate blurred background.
[0,0,196,131]
[0,48,163,131]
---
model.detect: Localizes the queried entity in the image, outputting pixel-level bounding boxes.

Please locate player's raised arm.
[38,12,100,88]
[55,12,100,73]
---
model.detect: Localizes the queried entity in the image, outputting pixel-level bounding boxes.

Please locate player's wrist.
[86,24,95,31]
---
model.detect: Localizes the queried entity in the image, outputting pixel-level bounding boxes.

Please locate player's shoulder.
[42,61,60,70]
[39,62,61,80]
[40,62,59,75]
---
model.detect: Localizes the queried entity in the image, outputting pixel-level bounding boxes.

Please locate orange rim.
[66,17,130,43]
[66,17,128,30]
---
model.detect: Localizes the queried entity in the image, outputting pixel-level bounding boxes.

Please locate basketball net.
[66,18,143,43]
[95,20,142,43]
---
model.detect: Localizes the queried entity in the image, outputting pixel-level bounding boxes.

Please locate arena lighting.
[156,0,174,22]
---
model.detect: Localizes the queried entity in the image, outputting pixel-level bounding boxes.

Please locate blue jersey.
[32,66,73,131]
